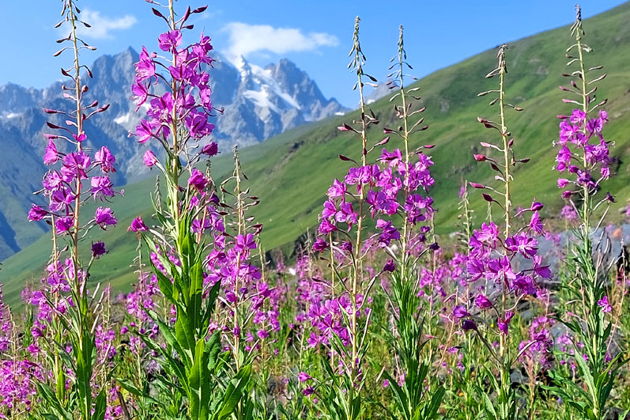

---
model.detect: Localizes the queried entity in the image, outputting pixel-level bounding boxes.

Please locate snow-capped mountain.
[0,47,347,260]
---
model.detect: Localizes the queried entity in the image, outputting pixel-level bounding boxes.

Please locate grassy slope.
[2,3,629,306]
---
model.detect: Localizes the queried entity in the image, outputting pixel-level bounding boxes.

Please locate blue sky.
[0,0,626,107]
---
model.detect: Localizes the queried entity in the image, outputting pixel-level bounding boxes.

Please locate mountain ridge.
[0,48,347,260]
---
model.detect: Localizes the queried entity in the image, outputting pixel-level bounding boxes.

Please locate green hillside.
[2,3,629,306]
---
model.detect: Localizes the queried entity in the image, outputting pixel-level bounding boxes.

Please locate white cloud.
[77,9,137,39]
[222,22,339,59]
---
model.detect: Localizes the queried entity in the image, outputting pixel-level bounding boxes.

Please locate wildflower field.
[0,1,628,419]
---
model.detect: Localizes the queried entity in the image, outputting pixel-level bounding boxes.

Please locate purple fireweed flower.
[335,202,358,226]
[376,219,400,245]
[498,311,514,335]
[474,294,493,309]
[487,256,517,282]
[513,274,537,295]
[158,30,183,52]
[94,146,116,173]
[597,295,612,313]
[73,132,87,143]
[188,168,208,192]
[470,222,499,249]
[383,259,396,272]
[91,241,107,258]
[62,151,91,180]
[529,211,544,234]
[135,47,156,81]
[557,178,570,188]
[505,233,538,259]
[560,205,578,221]
[201,141,218,156]
[128,216,148,232]
[569,109,587,124]
[27,204,48,222]
[185,111,214,139]
[327,179,347,198]
[235,234,256,252]
[43,139,59,165]
[132,82,148,106]
[519,316,555,369]
[453,305,469,319]
[135,119,156,144]
[94,207,117,228]
[533,255,552,279]
[318,219,337,235]
[143,150,158,167]
[298,371,312,382]
[312,238,328,252]
[90,176,115,199]
[55,216,74,233]
[462,319,477,331]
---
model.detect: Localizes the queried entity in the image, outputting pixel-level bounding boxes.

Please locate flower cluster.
[133,29,216,151]
[28,142,118,234]
[206,226,282,345]
[457,206,551,334]
[315,148,435,254]
[0,359,45,417]
[555,109,612,195]
[518,316,555,370]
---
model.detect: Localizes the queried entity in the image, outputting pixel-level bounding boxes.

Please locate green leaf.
[482,391,497,418]
[93,390,107,420]
[216,364,252,419]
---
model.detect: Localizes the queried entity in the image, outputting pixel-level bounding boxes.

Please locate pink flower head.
[188,168,208,191]
[297,372,312,383]
[90,176,115,199]
[91,241,107,258]
[529,211,544,234]
[312,238,328,252]
[557,178,570,188]
[235,234,256,252]
[73,132,87,143]
[43,139,59,165]
[201,142,218,156]
[128,217,148,232]
[55,216,74,233]
[453,305,469,319]
[94,207,117,228]
[135,47,156,81]
[143,150,158,167]
[474,294,492,309]
[95,146,116,173]
[498,311,514,335]
[597,296,612,313]
[569,109,587,124]
[383,259,396,272]
[560,205,577,221]
[27,204,48,221]
[158,30,182,52]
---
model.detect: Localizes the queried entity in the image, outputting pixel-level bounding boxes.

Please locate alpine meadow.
[0,1,628,419]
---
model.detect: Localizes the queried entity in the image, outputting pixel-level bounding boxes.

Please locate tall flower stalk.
[128,1,249,418]
[459,44,551,420]
[25,1,120,418]
[308,17,380,419]
[379,25,443,420]
[549,6,624,419]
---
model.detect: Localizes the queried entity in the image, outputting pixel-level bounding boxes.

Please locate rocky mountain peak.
[0,47,348,259]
